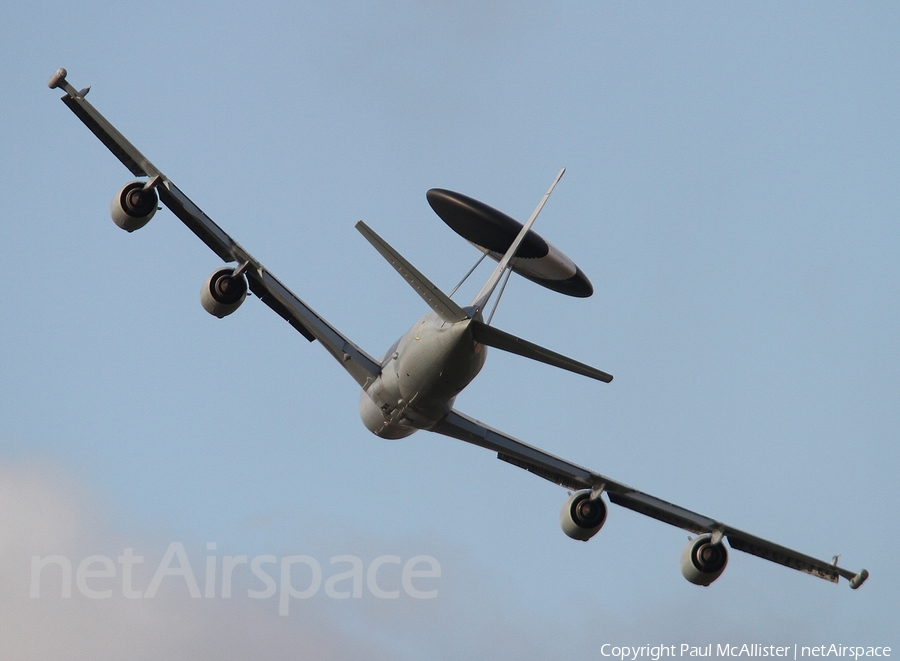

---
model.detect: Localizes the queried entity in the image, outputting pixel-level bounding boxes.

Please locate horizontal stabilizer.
[355,221,469,324]
[469,320,612,383]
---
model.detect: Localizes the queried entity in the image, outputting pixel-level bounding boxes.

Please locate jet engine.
[110,181,157,232]
[201,267,248,318]
[560,489,607,541]
[680,534,728,586]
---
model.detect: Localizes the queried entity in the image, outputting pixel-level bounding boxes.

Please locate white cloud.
[0,460,406,660]
[0,459,566,661]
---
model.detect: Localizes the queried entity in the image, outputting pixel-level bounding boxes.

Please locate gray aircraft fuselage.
[359,309,487,439]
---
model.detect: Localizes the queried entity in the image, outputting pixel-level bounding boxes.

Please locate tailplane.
[355,220,468,324]
[470,320,612,383]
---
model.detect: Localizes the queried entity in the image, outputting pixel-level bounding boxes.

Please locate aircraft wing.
[49,69,382,388]
[431,409,868,588]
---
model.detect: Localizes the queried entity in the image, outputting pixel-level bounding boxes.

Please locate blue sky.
[1,2,898,658]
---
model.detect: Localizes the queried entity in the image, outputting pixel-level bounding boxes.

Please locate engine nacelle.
[560,489,607,541]
[110,181,158,232]
[201,267,248,318]
[680,534,728,586]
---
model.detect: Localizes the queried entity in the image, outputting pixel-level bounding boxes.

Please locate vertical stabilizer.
[470,168,565,313]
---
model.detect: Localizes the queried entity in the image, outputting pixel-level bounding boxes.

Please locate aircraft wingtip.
[48,68,67,89]
[849,568,869,589]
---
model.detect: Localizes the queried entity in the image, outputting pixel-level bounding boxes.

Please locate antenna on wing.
[470,168,565,314]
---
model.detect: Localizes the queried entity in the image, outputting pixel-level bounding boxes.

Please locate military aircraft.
[48,68,867,589]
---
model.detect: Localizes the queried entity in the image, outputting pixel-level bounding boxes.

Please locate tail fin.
[470,168,565,313]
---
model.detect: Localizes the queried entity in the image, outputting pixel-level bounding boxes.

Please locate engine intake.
[680,534,728,586]
[201,267,248,318]
[110,181,157,232]
[560,489,607,541]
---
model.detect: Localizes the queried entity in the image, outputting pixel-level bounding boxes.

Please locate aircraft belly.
[358,386,416,439]
[359,317,485,437]
[399,324,483,399]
